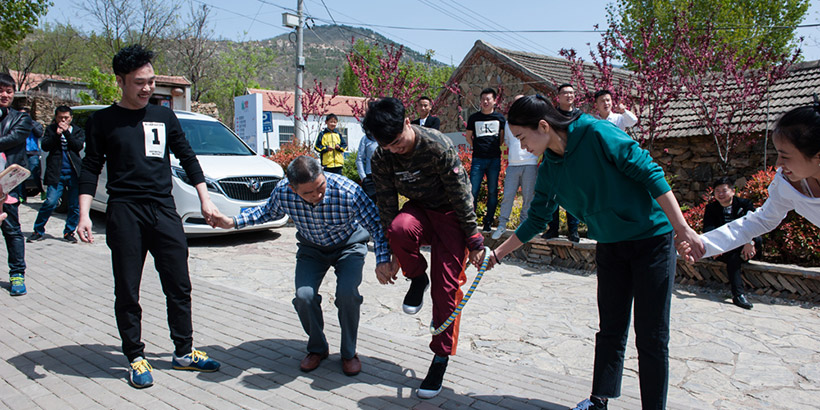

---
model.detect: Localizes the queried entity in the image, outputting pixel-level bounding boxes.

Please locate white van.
[72,105,288,236]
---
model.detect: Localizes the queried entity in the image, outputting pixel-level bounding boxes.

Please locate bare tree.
[81,0,181,57]
[169,2,218,101]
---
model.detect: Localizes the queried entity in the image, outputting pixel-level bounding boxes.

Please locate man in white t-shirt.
[491,110,538,240]
[593,89,637,131]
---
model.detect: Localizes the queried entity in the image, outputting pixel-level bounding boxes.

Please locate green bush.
[342,151,360,183]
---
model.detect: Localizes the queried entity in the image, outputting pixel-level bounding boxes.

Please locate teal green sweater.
[515,114,673,244]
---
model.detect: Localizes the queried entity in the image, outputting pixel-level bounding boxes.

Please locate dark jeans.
[106,200,193,362]
[469,157,500,227]
[2,186,26,276]
[293,226,367,359]
[548,208,579,234]
[26,152,43,194]
[33,172,79,235]
[715,248,746,296]
[361,176,376,200]
[592,231,675,410]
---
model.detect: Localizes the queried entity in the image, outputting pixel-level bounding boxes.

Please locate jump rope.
[429,246,492,335]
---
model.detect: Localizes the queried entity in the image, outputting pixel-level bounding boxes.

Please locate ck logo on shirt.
[475,120,500,137]
[143,122,166,158]
[395,170,422,183]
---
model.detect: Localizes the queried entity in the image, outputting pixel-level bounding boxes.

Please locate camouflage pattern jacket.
[371,125,479,238]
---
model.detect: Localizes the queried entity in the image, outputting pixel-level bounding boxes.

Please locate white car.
[71,105,288,236]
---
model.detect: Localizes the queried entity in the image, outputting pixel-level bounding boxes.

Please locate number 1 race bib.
[143,122,166,158]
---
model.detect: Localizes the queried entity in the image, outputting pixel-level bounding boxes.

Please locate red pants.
[387,202,468,356]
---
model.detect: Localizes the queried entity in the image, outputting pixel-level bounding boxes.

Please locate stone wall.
[485,232,820,302]
[14,93,75,127]
[191,101,220,119]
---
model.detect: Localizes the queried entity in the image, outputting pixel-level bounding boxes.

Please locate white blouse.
[701,168,820,258]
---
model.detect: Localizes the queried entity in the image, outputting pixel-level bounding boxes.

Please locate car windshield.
[179,118,255,156]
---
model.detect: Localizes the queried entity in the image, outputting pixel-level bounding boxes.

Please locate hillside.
[243,24,449,92]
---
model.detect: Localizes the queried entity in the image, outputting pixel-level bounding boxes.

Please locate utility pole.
[294,0,305,143]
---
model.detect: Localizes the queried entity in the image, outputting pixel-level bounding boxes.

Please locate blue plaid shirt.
[234,172,391,264]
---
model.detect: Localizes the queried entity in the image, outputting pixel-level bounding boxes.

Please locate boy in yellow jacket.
[314,114,346,174]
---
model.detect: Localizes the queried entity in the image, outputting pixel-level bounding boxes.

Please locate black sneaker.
[27,233,44,243]
[568,232,580,243]
[418,356,448,399]
[732,294,753,310]
[402,274,429,314]
[63,232,78,243]
[541,229,559,240]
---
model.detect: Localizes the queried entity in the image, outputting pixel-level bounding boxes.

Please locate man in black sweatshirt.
[77,44,220,389]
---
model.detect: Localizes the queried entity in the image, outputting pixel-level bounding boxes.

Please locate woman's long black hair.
[507,94,582,132]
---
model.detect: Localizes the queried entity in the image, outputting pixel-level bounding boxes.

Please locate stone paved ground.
[2,200,819,409]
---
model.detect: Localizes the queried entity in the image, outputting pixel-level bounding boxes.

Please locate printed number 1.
[151,128,160,144]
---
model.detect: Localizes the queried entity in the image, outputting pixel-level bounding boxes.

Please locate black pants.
[592,231,675,410]
[324,166,342,175]
[715,248,746,296]
[106,200,193,362]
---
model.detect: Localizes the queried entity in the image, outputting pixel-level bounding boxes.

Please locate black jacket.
[703,196,762,246]
[411,115,441,130]
[0,108,32,169]
[41,123,85,186]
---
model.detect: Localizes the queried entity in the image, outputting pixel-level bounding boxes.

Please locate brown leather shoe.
[342,354,361,376]
[299,351,329,372]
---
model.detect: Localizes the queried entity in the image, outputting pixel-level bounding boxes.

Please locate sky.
[43,0,820,66]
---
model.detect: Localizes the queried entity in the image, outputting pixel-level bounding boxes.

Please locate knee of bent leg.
[388,212,419,239]
[294,286,319,306]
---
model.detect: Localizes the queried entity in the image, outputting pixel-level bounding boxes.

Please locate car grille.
[218,176,280,201]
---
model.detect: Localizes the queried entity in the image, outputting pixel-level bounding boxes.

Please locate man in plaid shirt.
[211,155,393,376]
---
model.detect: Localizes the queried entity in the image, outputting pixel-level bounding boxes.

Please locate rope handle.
[430,246,491,335]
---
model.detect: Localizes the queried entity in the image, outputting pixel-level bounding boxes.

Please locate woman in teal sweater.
[488,95,703,410]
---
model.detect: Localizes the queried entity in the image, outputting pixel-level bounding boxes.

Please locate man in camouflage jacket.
[362,97,485,399]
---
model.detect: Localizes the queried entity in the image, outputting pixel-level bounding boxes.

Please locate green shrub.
[342,151,360,183]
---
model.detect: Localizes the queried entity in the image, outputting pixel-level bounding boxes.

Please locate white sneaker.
[491,226,506,240]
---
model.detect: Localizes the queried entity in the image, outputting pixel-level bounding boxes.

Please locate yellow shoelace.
[10,276,23,286]
[189,349,209,363]
[130,359,152,374]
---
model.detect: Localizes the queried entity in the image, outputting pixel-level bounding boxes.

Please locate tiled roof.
[8,70,84,91]
[155,75,191,87]
[456,41,820,138]
[248,88,368,118]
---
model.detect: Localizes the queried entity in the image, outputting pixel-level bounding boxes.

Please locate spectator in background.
[27,106,85,244]
[411,96,440,130]
[492,94,537,240]
[466,88,505,232]
[701,176,759,310]
[18,107,44,201]
[356,132,378,200]
[0,72,30,297]
[314,113,346,174]
[543,84,581,242]
[594,89,637,131]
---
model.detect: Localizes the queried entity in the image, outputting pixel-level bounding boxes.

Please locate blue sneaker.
[129,358,153,388]
[9,274,26,296]
[172,349,220,372]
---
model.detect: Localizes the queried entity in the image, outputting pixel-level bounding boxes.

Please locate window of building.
[279,125,295,145]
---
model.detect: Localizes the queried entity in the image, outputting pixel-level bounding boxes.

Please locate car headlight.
[171,166,222,194]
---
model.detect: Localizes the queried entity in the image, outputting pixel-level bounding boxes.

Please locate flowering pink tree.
[268,77,341,147]
[673,13,799,170]
[345,42,430,119]
[560,18,681,147]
